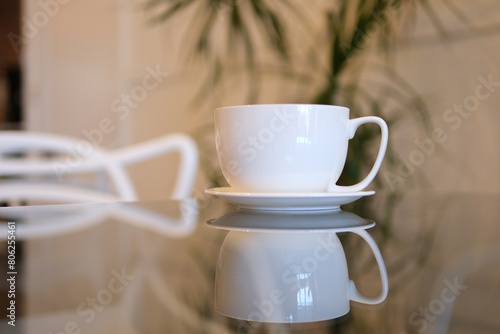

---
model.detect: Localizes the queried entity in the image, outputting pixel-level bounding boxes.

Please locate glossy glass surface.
[0,193,499,333]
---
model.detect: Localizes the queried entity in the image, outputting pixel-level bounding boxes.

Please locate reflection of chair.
[0,199,199,240]
[0,199,210,333]
[0,131,198,204]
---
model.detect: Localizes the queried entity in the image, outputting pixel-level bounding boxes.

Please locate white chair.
[0,131,198,204]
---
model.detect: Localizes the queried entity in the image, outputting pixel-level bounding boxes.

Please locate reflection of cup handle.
[328,116,388,192]
[348,229,389,304]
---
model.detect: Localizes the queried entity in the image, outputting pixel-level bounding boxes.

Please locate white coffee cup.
[214,104,388,193]
[214,225,388,323]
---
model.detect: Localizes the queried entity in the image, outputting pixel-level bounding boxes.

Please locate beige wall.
[383,2,500,193]
[23,0,499,196]
[23,0,199,199]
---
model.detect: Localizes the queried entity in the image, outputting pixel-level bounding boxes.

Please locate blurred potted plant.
[143,0,434,191]
[144,0,489,192]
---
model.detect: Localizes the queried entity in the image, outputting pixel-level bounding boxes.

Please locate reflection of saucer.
[206,210,374,232]
[205,187,375,211]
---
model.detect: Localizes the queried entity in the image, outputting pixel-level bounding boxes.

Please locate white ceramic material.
[214,227,388,323]
[214,104,388,193]
[206,209,374,232]
[205,187,375,211]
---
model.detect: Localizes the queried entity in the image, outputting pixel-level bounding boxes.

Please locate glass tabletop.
[0,192,499,334]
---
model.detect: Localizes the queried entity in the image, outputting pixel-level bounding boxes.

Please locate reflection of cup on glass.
[214,104,388,193]
[211,211,388,323]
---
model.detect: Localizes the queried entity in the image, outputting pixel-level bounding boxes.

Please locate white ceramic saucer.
[206,209,375,232]
[205,187,375,211]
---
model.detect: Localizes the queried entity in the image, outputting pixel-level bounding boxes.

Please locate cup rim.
[215,103,349,113]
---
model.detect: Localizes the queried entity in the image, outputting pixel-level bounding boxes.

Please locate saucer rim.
[205,187,376,198]
[205,187,375,211]
[205,218,375,233]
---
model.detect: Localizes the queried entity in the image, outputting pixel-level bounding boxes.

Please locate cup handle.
[348,229,389,304]
[327,116,388,192]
